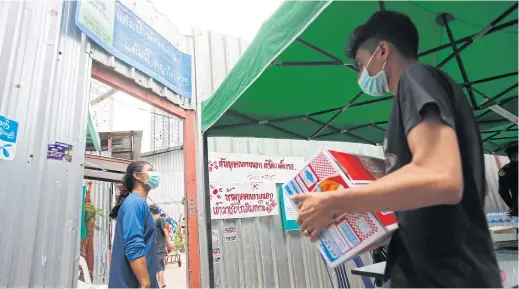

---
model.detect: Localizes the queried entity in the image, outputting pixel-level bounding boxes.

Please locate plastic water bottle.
[512,216,519,228]
[498,212,505,227]
[488,213,496,228]
[503,214,511,226]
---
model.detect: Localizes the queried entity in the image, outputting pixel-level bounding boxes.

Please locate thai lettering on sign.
[210,183,279,220]
[208,153,304,184]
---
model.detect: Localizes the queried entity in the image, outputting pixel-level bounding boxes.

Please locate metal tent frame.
[208,2,518,154]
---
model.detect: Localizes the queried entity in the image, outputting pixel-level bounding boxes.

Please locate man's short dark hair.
[160,213,166,217]
[505,144,518,158]
[150,204,160,215]
[346,10,419,61]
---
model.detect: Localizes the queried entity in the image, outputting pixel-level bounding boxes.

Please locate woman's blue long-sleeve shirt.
[108,193,159,288]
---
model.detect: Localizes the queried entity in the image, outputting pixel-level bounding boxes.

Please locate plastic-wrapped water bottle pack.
[486,212,519,228]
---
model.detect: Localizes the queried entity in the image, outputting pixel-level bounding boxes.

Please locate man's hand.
[291,192,337,242]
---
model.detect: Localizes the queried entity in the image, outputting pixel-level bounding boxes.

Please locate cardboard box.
[282,148,398,268]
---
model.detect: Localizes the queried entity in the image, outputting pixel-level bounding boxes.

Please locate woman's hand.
[291,192,338,242]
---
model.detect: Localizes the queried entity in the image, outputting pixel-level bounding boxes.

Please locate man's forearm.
[328,163,462,214]
[129,256,150,288]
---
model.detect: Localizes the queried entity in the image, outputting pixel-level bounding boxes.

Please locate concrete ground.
[164,253,187,288]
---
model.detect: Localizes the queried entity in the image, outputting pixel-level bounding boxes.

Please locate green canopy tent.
[200,1,517,286]
[202,1,517,153]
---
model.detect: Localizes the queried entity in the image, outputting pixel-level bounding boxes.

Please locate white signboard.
[208,153,304,183]
[210,183,279,220]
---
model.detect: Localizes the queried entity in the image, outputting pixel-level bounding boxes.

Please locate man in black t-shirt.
[498,144,518,216]
[292,11,501,287]
[150,205,174,288]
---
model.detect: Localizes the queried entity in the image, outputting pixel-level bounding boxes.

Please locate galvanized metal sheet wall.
[0,1,92,287]
[192,28,251,288]
[207,137,383,288]
[89,180,113,285]
[88,0,196,110]
[143,150,186,221]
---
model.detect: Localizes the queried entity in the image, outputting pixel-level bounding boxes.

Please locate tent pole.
[202,133,215,288]
[438,13,478,109]
[481,126,517,134]
[309,91,364,139]
[475,92,517,121]
[378,1,386,11]
[478,83,519,109]
[482,124,517,142]
[436,3,518,69]
[312,121,388,143]
[227,110,308,139]
[296,38,343,63]
[211,95,392,133]
[418,19,517,58]
[461,71,518,88]
[210,107,343,131]
[307,117,376,144]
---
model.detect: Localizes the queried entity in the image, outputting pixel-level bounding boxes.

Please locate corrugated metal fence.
[89,180,113,285]
[0,1,91,287]
[207,137,384,288]
[192,28,251,288]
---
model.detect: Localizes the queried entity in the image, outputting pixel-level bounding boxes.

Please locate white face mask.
[357,46,389,97]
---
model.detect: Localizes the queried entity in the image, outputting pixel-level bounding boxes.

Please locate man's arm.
[327,105,463,214]
[159,219,174,250]
[164,228,174,250]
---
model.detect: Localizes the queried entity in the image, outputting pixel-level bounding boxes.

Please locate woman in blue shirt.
[108,161,161,288]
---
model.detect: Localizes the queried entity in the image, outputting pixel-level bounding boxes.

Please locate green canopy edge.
[201,0,333,132]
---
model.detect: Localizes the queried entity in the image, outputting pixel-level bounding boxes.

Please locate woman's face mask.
[142,171,161,190]
[357,46,389,97]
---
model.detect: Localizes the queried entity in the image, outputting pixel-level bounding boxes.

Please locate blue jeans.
[383,280,391,288]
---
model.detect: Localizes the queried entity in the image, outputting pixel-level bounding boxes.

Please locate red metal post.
[91,63,201,287]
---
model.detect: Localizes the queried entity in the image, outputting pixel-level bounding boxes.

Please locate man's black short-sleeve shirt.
[155,217,166,254]
[383,63,501,287]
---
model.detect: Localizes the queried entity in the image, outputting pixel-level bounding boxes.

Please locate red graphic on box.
[328,150,385,182]
[345,213,379,241]
[375,211,397,227]
[309,153,337,180]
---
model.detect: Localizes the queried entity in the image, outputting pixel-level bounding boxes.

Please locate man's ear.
[379,41,390,60]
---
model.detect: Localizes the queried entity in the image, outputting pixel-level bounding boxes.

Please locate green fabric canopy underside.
[202,1,518,155]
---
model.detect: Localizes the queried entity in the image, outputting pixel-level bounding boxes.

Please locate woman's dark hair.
[109,161,150,219]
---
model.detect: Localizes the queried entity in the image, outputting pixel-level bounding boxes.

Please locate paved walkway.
[164,253,187,288]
